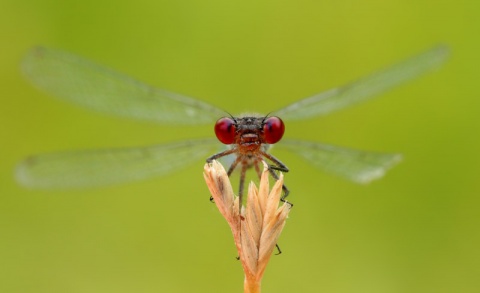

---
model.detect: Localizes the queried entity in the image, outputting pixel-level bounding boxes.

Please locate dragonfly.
[16,46,448,204]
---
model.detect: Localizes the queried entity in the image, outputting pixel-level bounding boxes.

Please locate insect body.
[208,115,289,205]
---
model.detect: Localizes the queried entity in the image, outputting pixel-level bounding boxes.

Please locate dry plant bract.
[204,160,291,293]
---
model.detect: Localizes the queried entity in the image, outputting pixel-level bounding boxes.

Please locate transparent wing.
[22,47,225,124]
[274,46,449,120]
[15,139,221,189]
[278,140,402,183]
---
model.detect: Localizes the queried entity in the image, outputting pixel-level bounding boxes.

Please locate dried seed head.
[204,160,291,293]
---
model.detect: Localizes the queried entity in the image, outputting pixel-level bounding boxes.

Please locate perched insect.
[207,115,289,205]
[16,46,448,205]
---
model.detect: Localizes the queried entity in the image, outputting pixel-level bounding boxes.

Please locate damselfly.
[16,46,448,203]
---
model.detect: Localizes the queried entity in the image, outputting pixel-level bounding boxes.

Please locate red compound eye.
[214,117,236,144]
[263,116,285,144]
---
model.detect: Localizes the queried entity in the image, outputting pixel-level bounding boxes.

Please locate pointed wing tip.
[15,157,98,190]
[23,46,50,62]
[353,153,403,184]
[14,156,64,190]
[421,45,450,69]
[22,46,48,76]
[434,44,450,55]
[28,45,47,54]
[14,157,38,189]
[433,44,451,61]
[390,153,404,165]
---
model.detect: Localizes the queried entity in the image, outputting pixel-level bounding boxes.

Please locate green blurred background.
[1,0,479,292]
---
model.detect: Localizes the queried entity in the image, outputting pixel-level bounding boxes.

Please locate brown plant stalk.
[204,160,291,293]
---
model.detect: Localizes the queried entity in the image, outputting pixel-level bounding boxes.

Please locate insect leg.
[227,156,241,176]
[238,162,248,214]
[267,167,291,202]
[259,151,289,172]
[206,148,237,163]
[253,159,262,179]
[259,151,292,202]
[275,244,282,255]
